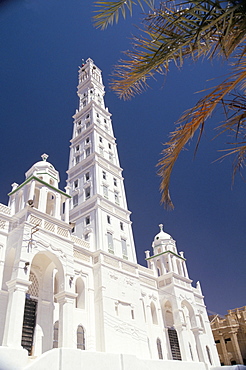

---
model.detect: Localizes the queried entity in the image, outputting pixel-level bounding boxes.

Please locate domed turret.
[153,224,172,245]
[25,154,60,188]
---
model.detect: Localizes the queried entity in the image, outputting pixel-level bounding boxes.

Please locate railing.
[0,203,11,215]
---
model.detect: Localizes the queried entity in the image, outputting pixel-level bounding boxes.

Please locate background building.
[0,59,221,370]
[210,306,246,366]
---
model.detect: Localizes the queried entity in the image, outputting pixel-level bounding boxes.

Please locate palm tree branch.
[158,58,246,208]
[109,1,246,98]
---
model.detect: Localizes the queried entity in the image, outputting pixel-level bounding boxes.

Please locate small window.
[75,156,80,164]
[86,114,90,119]
[103,185,108,198]
[121,239,127,257]
[102,171,106,180]
[109,153,113,162]
[96,113,99,118]
[76,145,80,152]
[120,222,124,231]
[86,137,90,144]
[74,179,78,189]
[114,192,119,205]
[107,215,111,224]
[77,120,81,126]
[113,178,117,187]
[107,232,113,251]
[85,187,91,199]
[131,309,134,320]
[86,121,90,129]
[83,100,86,107]
[108,143,111,149]
[85,172,90,181]
[104,119,107,123]
[99,136,102,143]
[85,148,90,157]
[77,128,82,135]
[99,146,104,156]
[84,233,89,240]
[73,194,78,207]
[85,216,90,225]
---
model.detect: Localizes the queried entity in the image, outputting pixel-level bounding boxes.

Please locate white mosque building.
[0,58,222,370]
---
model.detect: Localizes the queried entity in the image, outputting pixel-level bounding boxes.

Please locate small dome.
[154,224,172,241]
[25,154,60,185]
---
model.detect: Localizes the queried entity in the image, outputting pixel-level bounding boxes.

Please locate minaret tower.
[67,58,137,263]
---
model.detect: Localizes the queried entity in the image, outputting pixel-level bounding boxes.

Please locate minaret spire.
[67,58,137,263]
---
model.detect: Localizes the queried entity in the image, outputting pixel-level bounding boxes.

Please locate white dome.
[154,224,172,241]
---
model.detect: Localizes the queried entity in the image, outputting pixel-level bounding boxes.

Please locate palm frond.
[158,56,246,208]
[110,0,246,98]
[93,0,155,29]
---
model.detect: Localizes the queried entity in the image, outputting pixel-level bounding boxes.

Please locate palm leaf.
[93,0,155,29]
[158,56,246,208]
[109,0,246,98]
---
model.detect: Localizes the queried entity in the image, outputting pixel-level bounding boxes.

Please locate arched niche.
[75,277,85,309]
[181,300,196,329]
[150,301,158,325]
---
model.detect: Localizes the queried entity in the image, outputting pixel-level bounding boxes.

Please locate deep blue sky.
[0,0,245,316]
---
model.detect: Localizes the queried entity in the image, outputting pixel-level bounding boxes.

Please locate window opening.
[107,215,111,224]
[85,216,90,225]
[113,178,117,186]
[157,338,163,360]
[120,222,124,231]
[103,185,108,198]
[73,194,78,207]
[85,187,90,199]
[85,172,90,181]
[74,179,78,189]
[102,171,106,180]
[107,232,114,252]
[77,325,85,350]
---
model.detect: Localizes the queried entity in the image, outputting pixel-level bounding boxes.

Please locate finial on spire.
[159,224,163,232]
[41,153,49,162]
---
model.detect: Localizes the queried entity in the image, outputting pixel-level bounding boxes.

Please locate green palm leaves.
[94,0,246,208]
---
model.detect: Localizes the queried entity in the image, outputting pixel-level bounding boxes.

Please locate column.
[2,278,31,348]
[192,327,205,362]
[55,291,77,348]
[64,186,71,224]
[38,187,47,213]
[54,193,61,219]
[28,180,36,202]
[230,331,243,364]
[219,333,230,365]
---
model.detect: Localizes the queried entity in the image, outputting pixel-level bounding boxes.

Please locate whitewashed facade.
[0,58,221,370]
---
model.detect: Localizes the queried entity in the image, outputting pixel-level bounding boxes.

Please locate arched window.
[150,302,158,325]
[53,321,59,348]
[77,325,85,350]
[206,346,212,365]
[157,338,163,359]
[75,278,85,309]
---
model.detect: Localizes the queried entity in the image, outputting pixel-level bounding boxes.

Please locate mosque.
[0,58,223,369]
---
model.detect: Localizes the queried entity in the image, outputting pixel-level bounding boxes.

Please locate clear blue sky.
[0,0,245,316]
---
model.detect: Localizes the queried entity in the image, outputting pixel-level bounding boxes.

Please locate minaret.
[67,58,137,263]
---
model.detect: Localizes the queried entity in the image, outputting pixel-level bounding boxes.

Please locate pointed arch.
[77,325,85,350]
[53,321,59,348]
[181,300,196,328]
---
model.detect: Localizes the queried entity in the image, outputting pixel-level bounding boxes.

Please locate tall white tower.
[67,58,137,263]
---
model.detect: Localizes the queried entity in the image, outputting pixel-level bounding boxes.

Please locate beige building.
[210,306,246,366]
